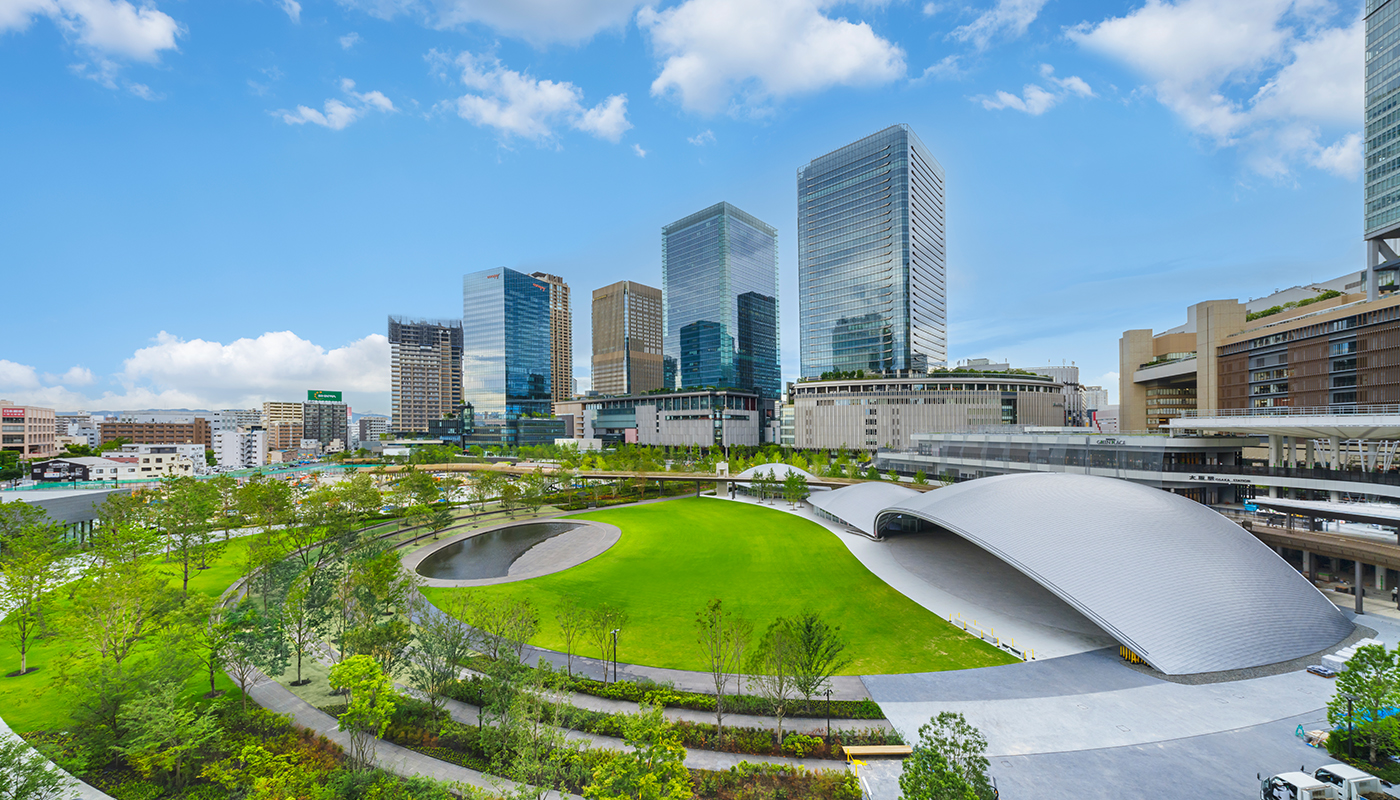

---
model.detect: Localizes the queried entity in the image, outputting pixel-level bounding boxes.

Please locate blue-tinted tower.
[797,124,946,377]
[661,202,780,396]
[462,267,552,418]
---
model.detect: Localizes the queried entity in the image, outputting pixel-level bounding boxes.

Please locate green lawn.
[0,537,254,731]
[420,497,1017,675]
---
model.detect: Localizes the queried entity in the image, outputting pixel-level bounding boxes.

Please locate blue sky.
[0,0,1365,415]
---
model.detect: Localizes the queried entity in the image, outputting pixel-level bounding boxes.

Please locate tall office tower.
[1367,1,1400,298]
[592,280,664,396]
[389,316,463,433]
[531,272,573,403]
[797,124,946,377]
[462,267,553,417]
[661,202,780,396]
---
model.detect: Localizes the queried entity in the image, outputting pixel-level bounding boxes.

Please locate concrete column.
[1268,435,1282,467]
[1306,440,1316,469]
[1357,560,1366,615]
[1284,436,1293,468]
[1331,437,1342,470]
[1302,550,1312,575]
[1331,490,1342,502]
[1377,565,1386,591]
[1270,485,1280,498]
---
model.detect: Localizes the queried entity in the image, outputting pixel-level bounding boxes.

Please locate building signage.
[1187,474,1255,485]
[1,408,25,418]
[308,390,343,402]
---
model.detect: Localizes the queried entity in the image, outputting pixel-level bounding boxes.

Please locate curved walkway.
[403,519,621,588]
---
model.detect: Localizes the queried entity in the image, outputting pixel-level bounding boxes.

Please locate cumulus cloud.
[280,0,301,23]
[340,31,361,48]
[279,77,396,130]
[950,0,1048,50]
[632,143,647,157]
[2,0,183,88]
[1070,0,1362,178]
[977,64,1094,115]
[0,332,391,411]
[688,129,715,145]
[335,0,643,43]
[638,0,905,114]
[448,51,632,142]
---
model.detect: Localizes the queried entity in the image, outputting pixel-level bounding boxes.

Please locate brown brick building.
[100,418,212,447]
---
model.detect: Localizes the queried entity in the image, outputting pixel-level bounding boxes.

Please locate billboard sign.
[308,390,343,402]
[2,408,24,418]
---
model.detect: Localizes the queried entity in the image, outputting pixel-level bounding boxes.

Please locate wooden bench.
[842,745,914,759]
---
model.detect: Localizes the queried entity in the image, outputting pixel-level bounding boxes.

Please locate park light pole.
[611,628,620,684]
[826,689,832,743]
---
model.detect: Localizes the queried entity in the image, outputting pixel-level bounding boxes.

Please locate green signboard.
[308,390,343,402]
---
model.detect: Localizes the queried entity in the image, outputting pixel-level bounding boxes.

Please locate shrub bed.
[692,762,862,800]
[560,673,886,720]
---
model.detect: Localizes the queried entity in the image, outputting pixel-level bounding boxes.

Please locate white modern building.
[212,428,267,469]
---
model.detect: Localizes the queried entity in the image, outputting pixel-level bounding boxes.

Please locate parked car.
[1307,665,1339,678]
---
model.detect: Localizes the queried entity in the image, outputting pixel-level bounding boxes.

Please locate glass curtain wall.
[462,267,552,418]
[661,202,779,396]
[797,124,946,378]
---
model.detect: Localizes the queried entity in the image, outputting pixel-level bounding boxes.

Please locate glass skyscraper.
[662,202,780,397]
[462,267,553,418]
[1367,0,1400,295]
[797,124,946,378]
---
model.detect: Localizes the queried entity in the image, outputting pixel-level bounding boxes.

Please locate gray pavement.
[0,714,111,800]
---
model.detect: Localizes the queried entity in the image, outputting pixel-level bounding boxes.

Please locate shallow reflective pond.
[416,521,581,580]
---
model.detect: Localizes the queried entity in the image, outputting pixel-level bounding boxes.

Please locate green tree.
[283,575,332,685]
[584,705,692,800]
[1328,643,1400,763]
[748,618,796,741]
[224,601,290,711]
[695,598,749,743]
[0,737,75,800]
[913,470,929,486]
[0,498,50,556]
[785,610,851,709]
[156,476,221,595]
[899,712,995,800]
[329,654,398,769]
[406,594,474,714]
[556,596,588,676]
[588,604,628,682]
[176,594,233,697]
[0,519,66,675]
[114,676,220,791]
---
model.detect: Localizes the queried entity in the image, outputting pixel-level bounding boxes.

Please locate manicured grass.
[420,497,1017,675]
[0,537,254,731]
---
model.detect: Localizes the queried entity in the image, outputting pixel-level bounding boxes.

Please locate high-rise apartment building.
[389,316,463,433]
[462,267,553,417]
[302,401,349,450]
[797,124,946,377]
[531,272,573,404]
[1367,0,1400,298]
[661,202,780,397]
[358,416,390,444]
[592,280,664,396]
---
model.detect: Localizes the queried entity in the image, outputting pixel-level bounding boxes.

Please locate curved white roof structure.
[809,481,921,535]
[734,464,819,483]
[873,473,1352,675]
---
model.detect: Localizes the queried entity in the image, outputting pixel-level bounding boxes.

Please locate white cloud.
[449,52,632,143]
[921,2,939,16]
[0,332,391,411]
[340,31,361,48]
[632,142,647,157]
[918,54,966,82]
[2,0,182,89]
[280,0,301,23]
[335,0,643,43]
[977,63,1094,115]
[1070,0,1362,178]
[688,129,716,145]
[950,0,1047,50]
[639,0,906,114]
[279,77,395,130]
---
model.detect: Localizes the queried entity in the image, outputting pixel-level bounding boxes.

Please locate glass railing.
[1162,462,1400,487]
[1182,404,1400,418]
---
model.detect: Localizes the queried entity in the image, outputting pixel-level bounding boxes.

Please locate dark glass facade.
[462,267,552,418]
[797,124,946,378]
[661,202,780,397]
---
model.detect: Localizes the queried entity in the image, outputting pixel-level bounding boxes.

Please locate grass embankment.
[0,537,255,731]
[421,497,1016,675]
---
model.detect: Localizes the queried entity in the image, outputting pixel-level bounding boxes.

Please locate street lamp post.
[825,689,831,743]
[611,629,620,684]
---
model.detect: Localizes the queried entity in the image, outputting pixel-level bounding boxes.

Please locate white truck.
[1313,764,1389,800]
[1260,772,1337,800]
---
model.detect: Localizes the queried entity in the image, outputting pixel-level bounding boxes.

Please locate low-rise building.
[100,417,212,447]
[876,429,1254,505]
[358,416,390,445]
[212,428,267,469]
[790,371,1064,451]
[566,389,769,447]
[1,401,57,459]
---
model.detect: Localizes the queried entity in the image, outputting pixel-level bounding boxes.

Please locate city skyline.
[0,0,1365,414]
